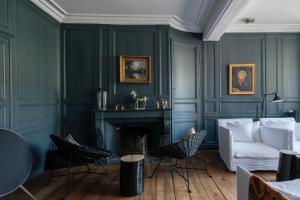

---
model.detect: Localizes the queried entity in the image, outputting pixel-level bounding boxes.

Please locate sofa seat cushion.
[234,142,279,159]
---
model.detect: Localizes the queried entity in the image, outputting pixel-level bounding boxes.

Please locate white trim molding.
[227,24,300,33]
[30,0,203,33]
[30,0,66,22]
[203,0,250,41]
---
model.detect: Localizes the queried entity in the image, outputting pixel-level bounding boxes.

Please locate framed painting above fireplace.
[119,55,151,84]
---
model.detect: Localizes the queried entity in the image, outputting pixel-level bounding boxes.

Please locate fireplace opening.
[118,127,152,157]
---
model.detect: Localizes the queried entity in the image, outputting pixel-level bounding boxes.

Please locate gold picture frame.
[119,55,151,84]
[229,64,256,95]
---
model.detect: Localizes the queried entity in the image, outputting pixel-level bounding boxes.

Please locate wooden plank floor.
[1,150,275,200]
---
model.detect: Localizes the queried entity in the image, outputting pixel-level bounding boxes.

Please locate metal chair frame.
[47,135,114,195]
[148,131,211,193]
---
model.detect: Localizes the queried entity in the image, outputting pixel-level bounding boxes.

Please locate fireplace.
[118,127,149,156]
[94,109,172,158]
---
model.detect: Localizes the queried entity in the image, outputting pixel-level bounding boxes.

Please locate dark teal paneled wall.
[202,33,300,147]
[61,25,170,145]
[61,25,99,145]
[62,24,300,149]
[0,0,60,175]
[170,30,203,143]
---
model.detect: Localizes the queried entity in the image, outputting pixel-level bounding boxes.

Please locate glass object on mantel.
[97,88,108,110]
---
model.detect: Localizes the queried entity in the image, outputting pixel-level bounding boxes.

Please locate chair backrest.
[0,129,32,197]
[217,118,253,127]
[179,130,206,158]
[50,134,80,159]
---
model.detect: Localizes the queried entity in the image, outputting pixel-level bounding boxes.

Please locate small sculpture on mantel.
[130,90,148,110]
[157,98,168,109]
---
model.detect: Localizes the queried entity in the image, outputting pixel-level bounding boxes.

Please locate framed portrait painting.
[119,55,151,84]
[229,64,256,95]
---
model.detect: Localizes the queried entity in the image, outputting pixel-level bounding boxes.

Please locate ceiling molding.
[30,0,203,33]
[227,24,300,33]
[203,0,250,41]
[63,13,171,25]
[63,14,202,32]
[30,0,65,22]
[169,16,202,32]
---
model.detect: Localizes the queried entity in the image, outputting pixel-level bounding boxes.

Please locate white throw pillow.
[262,120,295,131]
[226,122,254,142]
[185,127,196,138]
[65,134,80,146]
[262,120,296,142]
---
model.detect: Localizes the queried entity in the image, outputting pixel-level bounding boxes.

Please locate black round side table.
[294,154,300,179]
[120,154,144,196]
[277,150,299,181]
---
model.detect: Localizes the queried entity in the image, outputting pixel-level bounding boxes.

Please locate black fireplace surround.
[94,109,172,158]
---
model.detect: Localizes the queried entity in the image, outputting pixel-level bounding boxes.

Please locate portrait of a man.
[229,64,256,95]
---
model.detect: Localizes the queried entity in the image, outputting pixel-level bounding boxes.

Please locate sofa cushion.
[227,122,254,142]
[262,121,295,131]
[260,118,295,126]
[234,142,279,159]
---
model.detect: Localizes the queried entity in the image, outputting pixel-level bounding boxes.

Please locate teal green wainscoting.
[0,0,60,176]
[61,25,170,148]
[202,33,300,148]
[61,23,300,150]
[170,29,203,143]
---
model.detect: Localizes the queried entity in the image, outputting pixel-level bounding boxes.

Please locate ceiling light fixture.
[241,17,255,24]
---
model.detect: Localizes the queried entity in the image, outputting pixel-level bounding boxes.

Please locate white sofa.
[237,166,300,200]
[218,118,292,172]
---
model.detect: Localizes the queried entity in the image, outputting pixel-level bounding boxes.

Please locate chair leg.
[45,154,55,185]
[148,158,162,178]
[185,159,191,193]
[45,167,54,185]
[204,156,212,177]
[97,159,115,182]
[177,156,212,178]
[20,185,38,200]
[64,156,72,195]
[86,163,91,173]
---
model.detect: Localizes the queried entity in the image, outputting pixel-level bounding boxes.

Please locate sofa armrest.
[260,126,293,150]
[218,126,234,162]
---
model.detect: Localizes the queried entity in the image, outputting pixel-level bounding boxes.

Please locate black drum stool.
[277,150,299,181]
[120,154,144,196]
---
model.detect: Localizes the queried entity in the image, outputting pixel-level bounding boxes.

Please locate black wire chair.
[148,130,209,193]
[47,134,114,194]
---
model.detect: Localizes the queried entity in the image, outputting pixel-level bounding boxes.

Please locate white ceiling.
[54,0,208,23]
[31,0,300,41]
[227,0,300,32]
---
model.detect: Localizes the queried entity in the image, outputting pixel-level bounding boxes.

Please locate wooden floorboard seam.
[1,150,276,200]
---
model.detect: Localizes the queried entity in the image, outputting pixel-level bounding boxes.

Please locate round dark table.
[120,154,144,196]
